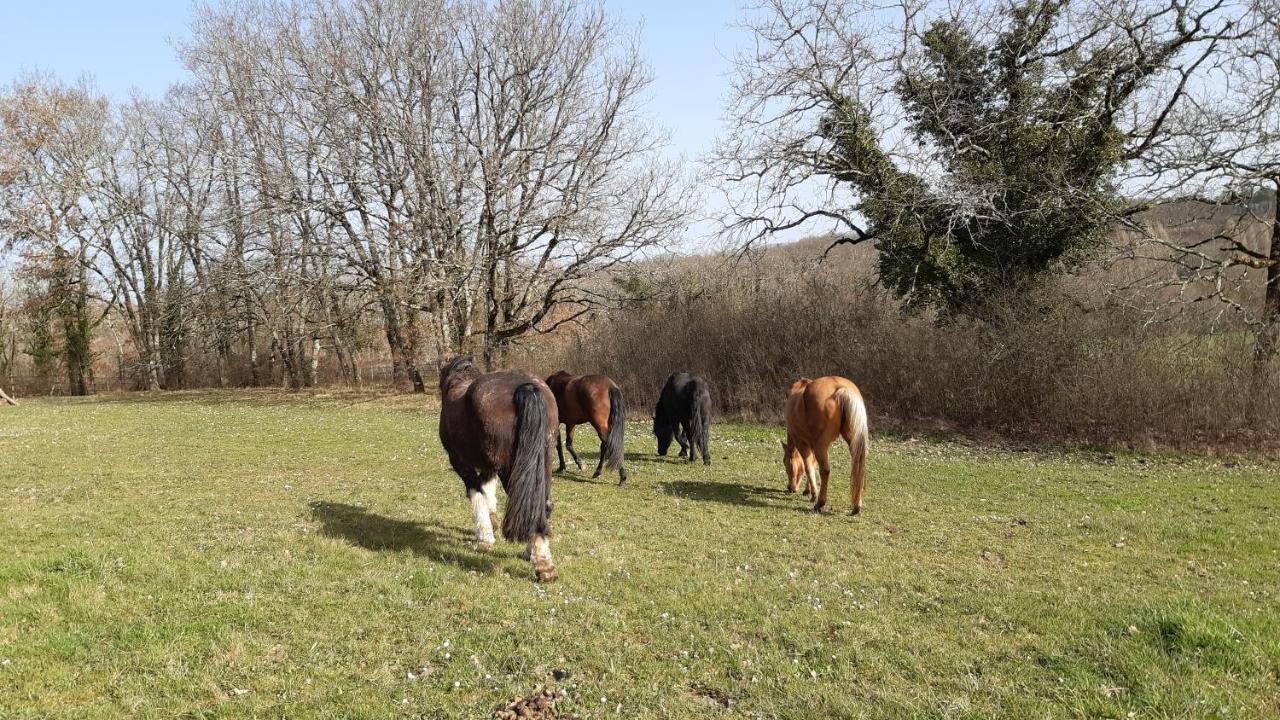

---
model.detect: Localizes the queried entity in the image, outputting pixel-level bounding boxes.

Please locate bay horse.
[782,376,869,515]
[544,371,627,485]
[653,370,711,464]
[438,355,558,581]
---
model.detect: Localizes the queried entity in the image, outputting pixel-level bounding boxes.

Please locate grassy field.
[1,391,1278,719]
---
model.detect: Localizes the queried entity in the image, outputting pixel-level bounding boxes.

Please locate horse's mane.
[439,355,481,391]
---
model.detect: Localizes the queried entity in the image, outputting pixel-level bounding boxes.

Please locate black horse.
[653,370,712,464]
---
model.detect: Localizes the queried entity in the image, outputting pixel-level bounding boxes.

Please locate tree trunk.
[248,319,260,387]
[379,298,425,393]
[1253,182,1280,368]
[309,337,321,387]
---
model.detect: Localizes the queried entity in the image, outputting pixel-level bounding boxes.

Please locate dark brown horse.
[438,355,558,581]
[545,371,627,485]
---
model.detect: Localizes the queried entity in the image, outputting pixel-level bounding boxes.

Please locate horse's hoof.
[534,564,559,583]
[591,470,602,479]
[810,505,826,515]
[555,465,566,473]
[850,506,862,516]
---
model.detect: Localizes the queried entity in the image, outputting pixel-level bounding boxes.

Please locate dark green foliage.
[18,246,94,395]
[819,0,1166,315]
[51,246,93,395]
[22,292,58,387]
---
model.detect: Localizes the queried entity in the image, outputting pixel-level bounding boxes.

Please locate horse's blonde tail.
[837,387,868,516]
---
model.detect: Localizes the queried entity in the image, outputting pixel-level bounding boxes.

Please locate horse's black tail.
[689,380,711,465]
[601,385,626,471]
[502,383,552,543]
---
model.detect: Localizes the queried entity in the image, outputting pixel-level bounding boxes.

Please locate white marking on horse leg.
[481,474,496,517]
[470,489,495,548]
[529,534,557,582]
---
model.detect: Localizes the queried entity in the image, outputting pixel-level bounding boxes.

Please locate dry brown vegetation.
[561,225,1280,454]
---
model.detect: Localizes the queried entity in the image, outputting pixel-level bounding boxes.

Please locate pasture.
[1,391,1277,719]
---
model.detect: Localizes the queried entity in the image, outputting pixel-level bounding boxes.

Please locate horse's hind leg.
[565,425,584,470]
[678,421,693,461]
[483,476,499,533]
[555,428,567,473]
[528,533,557,582]
[467,476,497,548]
[590,417,608,479]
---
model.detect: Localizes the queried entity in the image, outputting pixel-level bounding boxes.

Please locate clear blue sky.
[0,1,746,167]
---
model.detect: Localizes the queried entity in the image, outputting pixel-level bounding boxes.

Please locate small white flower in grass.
[660,612,669,620]
[453,681,460,689]
[600,696,608,704]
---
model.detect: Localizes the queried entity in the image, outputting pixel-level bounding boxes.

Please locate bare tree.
[453,0,689,365]
[0,76,108,394]
[1116,0,1279,364]
[182,0,688,381]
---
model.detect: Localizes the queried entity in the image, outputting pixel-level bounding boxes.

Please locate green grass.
[2,390,1278,719]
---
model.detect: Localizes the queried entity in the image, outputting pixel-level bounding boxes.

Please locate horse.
[781,376,869,515]
[653,370,712,464]
[438,355,558,581]
[544,371,627,485]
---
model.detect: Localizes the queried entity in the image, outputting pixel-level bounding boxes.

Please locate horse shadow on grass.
[553,451,706,484]
[659,480,794,510]
[308,501,508,574]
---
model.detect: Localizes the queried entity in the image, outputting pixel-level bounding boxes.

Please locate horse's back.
[548,373,617,425]
[444,370,556,473]
[786,375,861,443]
[471,370,557,427]
[662,371,708,411]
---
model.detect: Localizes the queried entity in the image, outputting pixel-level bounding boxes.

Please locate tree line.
[1,0,687,393]
[2,0,1277,398]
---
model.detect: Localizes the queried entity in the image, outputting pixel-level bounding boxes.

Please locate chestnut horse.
[545,371,627,485]
[781,376,869,515]
[438,356,558,581]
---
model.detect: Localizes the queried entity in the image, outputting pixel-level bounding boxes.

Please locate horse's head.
[438,355,478,393]
[653,406,674,455]
[781,437,805,493]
